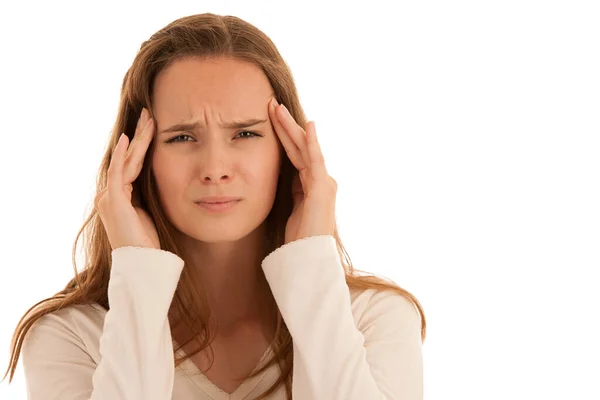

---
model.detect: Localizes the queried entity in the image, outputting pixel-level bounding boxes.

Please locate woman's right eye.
[166,134,194,143]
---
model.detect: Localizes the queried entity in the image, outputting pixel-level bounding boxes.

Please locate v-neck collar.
[173,339,275,400]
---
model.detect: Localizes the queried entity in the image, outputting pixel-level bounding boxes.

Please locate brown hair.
[2,13,426,399]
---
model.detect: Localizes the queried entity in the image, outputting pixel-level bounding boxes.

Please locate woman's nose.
[203,172,230,183]
[200,143,232,183]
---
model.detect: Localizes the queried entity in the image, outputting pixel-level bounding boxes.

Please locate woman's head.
[3,14,426,398]
[122,13,301,251]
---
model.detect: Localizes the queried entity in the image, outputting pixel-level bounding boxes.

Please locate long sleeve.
[22,246,184,400]
[261,235,423,400]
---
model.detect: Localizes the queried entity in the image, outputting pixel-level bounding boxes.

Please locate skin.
[150,56,283,334]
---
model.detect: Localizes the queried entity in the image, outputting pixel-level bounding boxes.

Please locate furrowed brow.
[159,118,267,134]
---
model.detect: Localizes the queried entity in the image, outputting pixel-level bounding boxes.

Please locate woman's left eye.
[235,131,261,139]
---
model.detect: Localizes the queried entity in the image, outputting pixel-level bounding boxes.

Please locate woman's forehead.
[152,57,273,119]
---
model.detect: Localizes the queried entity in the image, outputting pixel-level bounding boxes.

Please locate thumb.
[291,173,304,208]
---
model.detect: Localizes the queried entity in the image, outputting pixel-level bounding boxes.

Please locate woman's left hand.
[268,98,337,245]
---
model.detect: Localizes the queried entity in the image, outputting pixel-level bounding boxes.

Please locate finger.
[124,116,155,183]
[135,108,149,137]
[269,99,306,170]
[276,104,310,169]
[291,172,304,196]
[94,186,108,210]
[305,121,329,179]
[125,108,149,159]
[107,133,129,196]
[269,99,304,169]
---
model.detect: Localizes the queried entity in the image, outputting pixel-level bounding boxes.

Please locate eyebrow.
[158,118,268,135]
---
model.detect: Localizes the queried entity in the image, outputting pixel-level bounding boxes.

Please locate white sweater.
[21,235,423,399]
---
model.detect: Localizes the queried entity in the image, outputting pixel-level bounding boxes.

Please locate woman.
[3,13,426,400]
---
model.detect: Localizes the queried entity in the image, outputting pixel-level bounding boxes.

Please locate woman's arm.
[22,247,184,400]
[262,235,423,400]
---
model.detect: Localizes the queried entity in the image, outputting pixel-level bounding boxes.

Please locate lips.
[195,198,240,213]
[196,196,242,213]
[195,196,242,204]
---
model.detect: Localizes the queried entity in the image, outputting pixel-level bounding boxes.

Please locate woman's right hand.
[94,107,160,250]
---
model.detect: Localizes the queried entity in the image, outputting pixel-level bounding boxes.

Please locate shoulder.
[349,286,422,338]
[24,303,107,363]
[30,303,107,333]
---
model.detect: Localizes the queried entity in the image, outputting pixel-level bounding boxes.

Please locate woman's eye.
[235,131,261,139]
[166,134,193,143]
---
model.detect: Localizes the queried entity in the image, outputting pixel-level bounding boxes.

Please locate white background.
[0,1,598,399]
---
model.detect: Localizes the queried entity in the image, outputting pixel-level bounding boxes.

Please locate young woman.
[3,13,426,400]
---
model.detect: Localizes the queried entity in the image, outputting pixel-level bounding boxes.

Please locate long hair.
[3,13,426,399]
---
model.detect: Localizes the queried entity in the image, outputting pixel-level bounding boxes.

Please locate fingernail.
[281,104,289,116]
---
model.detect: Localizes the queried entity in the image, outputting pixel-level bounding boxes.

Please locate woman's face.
[150,56,282,243]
